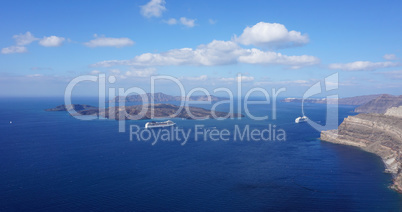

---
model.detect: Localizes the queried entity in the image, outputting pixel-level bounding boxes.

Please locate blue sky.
[0,0,401,97]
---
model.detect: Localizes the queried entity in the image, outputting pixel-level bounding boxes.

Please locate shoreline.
[321,127,402,193]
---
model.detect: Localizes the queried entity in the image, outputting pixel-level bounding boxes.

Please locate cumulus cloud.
[180,17,196,27]
[383,54,397,60]
[238,48,320,68]
[39,36,65,47]
[2,32,67,53]
[1,46,27,54]
[163,18,177,25]
[140,0,166,18]
[125,68,156,77]
[163,17,196,27]
[328,61,399,71]
[2,31,38,54]
[93,40,244,67]
[234,22,309,48]
[13,31,38,46]
[209,19,217,25]
[84,35,134,48]
[93,40,319,69]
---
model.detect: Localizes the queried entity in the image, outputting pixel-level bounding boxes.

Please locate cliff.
[321,106,402,192]
[354,94,402,113]
[111,92,229,103]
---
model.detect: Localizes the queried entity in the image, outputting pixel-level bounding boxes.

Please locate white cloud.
[220,75,254,82]
[180,17,196,27]
[181,75,208,81]
[254,79,309,86]
[1,46,28,54]
[234,22,309,48]
[2,32,37,54]
[90,70,101,75]
[93,40,319,69]
[84,35,134,48]
[13,31,38,46]
[209,19,217,25]
[26,74,43,78]
[125,68,156,77]
[39,36,65,47]
[328,61,399,71]
[238,48,320,68]
[163,17,196,27]
[383,54,397,60]
[140,0,166,18]
[163,18,177,25]
[93,40,245,67]
[109,69,121,74]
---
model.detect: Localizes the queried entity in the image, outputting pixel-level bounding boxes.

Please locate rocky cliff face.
[385,106,402,118]
[354,94,402,113]
[321,106,402,192]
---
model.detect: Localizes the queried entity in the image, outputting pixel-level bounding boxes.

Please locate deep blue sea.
[1,97,401,211]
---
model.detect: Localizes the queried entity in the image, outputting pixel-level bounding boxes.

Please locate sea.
[1,97,401,211]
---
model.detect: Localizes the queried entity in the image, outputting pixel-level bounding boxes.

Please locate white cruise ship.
[295,116,308,123]
[145,120,176,128]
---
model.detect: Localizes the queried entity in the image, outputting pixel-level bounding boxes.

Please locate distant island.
[46,103,243,120]
[321,94,402,192]
[111,92,229,103]
[282,94,383,105]
[45,104,97,112]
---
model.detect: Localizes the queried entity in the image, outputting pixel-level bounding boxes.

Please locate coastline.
[320,113,402,193]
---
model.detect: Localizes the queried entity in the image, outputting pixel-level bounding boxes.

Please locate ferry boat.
[295,116,308,123]
[145,120,176,128]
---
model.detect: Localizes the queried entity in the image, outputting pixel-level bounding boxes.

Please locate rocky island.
[321,95,402,192]
[46,103,243,120]
[111,92,229,103]
[44,104,96,112]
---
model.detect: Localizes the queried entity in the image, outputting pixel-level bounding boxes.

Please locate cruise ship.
[145,120,176,128]
[295,116,308,123]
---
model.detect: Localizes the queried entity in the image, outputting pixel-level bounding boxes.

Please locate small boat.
[145,120,176,128]
[295,116,308,123]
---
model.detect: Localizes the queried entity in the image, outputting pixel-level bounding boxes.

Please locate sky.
[0,0,401,98]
